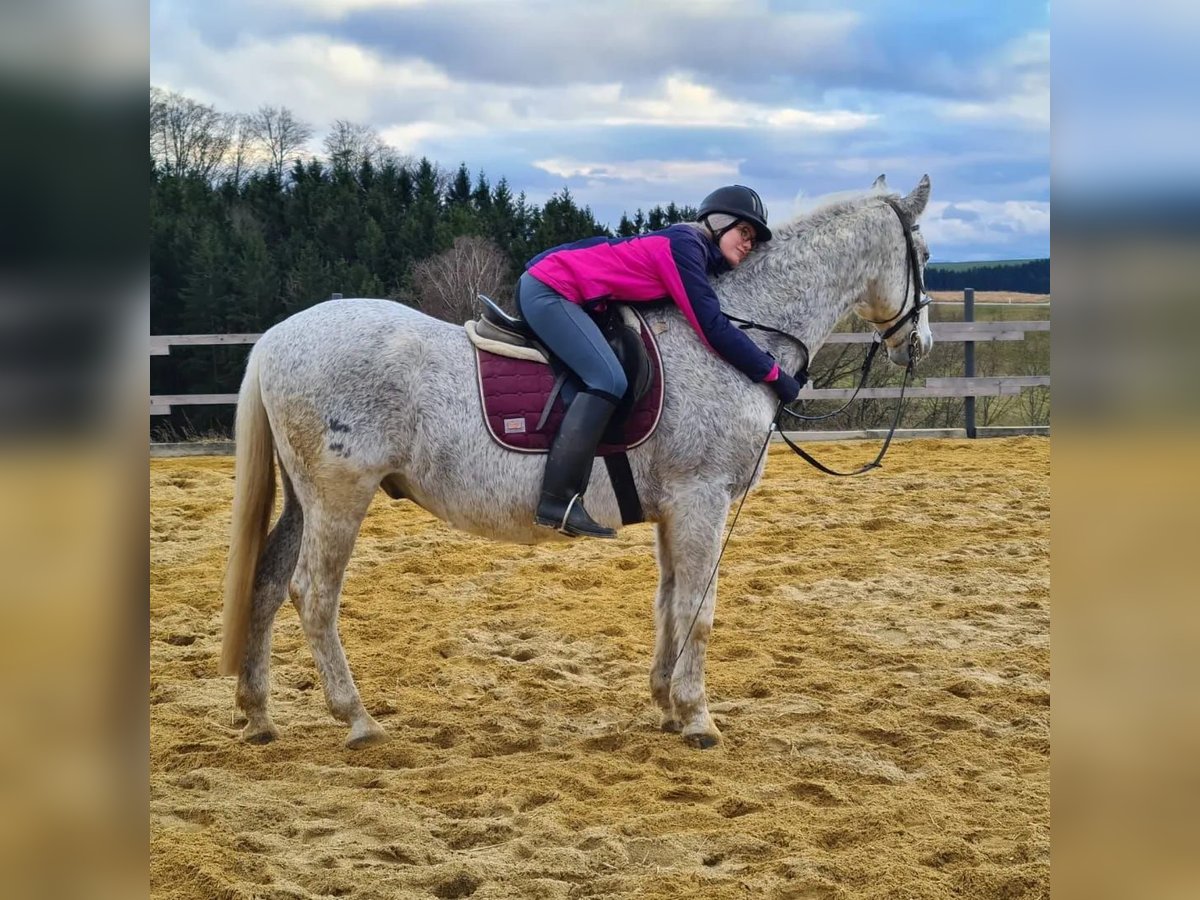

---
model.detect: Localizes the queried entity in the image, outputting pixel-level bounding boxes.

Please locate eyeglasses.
[735,223,756,248]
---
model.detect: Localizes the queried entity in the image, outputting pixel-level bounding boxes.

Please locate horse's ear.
[872,174,888,190]
[899,174,931,219]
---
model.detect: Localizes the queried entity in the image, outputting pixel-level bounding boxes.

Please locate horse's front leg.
[661,489,730,749]
[650,522,679,732]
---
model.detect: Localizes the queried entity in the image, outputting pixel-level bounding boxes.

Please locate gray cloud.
[943,204,981,222]
[159,0,1044,103]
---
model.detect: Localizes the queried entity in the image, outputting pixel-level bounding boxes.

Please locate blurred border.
[1054,1,1200,897]
[0,1,147,896]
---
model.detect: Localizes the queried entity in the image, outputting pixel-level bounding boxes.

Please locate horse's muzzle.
[884,327,930,367]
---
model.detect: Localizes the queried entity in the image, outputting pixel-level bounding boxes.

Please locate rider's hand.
[769,371,802,404]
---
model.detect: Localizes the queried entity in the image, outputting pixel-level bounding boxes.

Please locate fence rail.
[148,319,1051,358]
[150,333,264,355]
[150,289,1049,436]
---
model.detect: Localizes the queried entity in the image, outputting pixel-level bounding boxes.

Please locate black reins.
[729,197,930,476]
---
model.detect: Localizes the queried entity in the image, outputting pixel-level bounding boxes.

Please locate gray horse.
[219,175,933,749]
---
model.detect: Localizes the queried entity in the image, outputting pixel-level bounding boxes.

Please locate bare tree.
[411,236,515,323]
[323,119,391,171]
[223,113,258,187]
[150,85,167,145]
[150,87,233,179]
[247,105,313,178]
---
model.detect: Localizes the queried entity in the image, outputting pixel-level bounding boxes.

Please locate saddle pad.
[464,320,549,363]
[474,309,664,454]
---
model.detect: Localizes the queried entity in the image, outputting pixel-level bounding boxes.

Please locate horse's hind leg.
[650,522,680,732]
[661,488,730,749]
[293,477,386,749]
[235,465,304,743]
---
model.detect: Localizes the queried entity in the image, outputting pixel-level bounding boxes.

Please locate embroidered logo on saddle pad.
[473,309,664,454]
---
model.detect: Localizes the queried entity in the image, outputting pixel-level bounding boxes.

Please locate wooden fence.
[150,289,1049,441]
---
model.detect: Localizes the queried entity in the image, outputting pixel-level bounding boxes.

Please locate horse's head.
[854,175,934,368]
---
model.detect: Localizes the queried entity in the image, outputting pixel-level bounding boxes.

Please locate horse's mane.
[772,186,896,242]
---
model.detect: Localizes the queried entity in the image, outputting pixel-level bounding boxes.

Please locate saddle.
[467,294,664,454]
[467,295,665,525]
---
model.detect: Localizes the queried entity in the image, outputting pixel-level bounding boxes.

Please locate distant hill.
[926,258,1049,293]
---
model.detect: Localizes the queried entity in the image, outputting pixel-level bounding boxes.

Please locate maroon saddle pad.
[474,310,664,454]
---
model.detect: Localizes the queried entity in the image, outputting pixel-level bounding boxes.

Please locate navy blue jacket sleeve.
[669,230,777,382]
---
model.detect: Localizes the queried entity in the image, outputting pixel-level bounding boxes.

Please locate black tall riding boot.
[535,392,619,538]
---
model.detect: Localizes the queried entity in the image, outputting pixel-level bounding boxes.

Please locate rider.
[518,184,803,539]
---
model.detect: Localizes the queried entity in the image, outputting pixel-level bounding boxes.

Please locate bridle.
[860,197,931,363]
[726,197,931,476]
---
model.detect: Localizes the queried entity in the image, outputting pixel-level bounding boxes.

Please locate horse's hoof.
[683,730,721,750]
[660,716,682,733]
[241,721,279,744]
[346,719,388,749]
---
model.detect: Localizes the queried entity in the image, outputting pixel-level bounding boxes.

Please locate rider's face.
[718,222,757,267]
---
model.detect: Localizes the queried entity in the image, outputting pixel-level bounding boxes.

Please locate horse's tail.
[219,349,276,676]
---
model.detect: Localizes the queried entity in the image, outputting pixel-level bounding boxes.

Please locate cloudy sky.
[150,0,1050,262]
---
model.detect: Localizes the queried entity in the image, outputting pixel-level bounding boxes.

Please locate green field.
[930,302,1049,323]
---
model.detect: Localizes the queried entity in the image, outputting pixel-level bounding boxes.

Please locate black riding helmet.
[698,184,772,243]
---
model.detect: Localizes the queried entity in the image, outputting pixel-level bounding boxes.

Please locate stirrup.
[534,493,579,533]
[556,495,583,536]
[535,494,616,539]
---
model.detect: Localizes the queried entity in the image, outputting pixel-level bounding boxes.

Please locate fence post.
[963,287,976,438]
